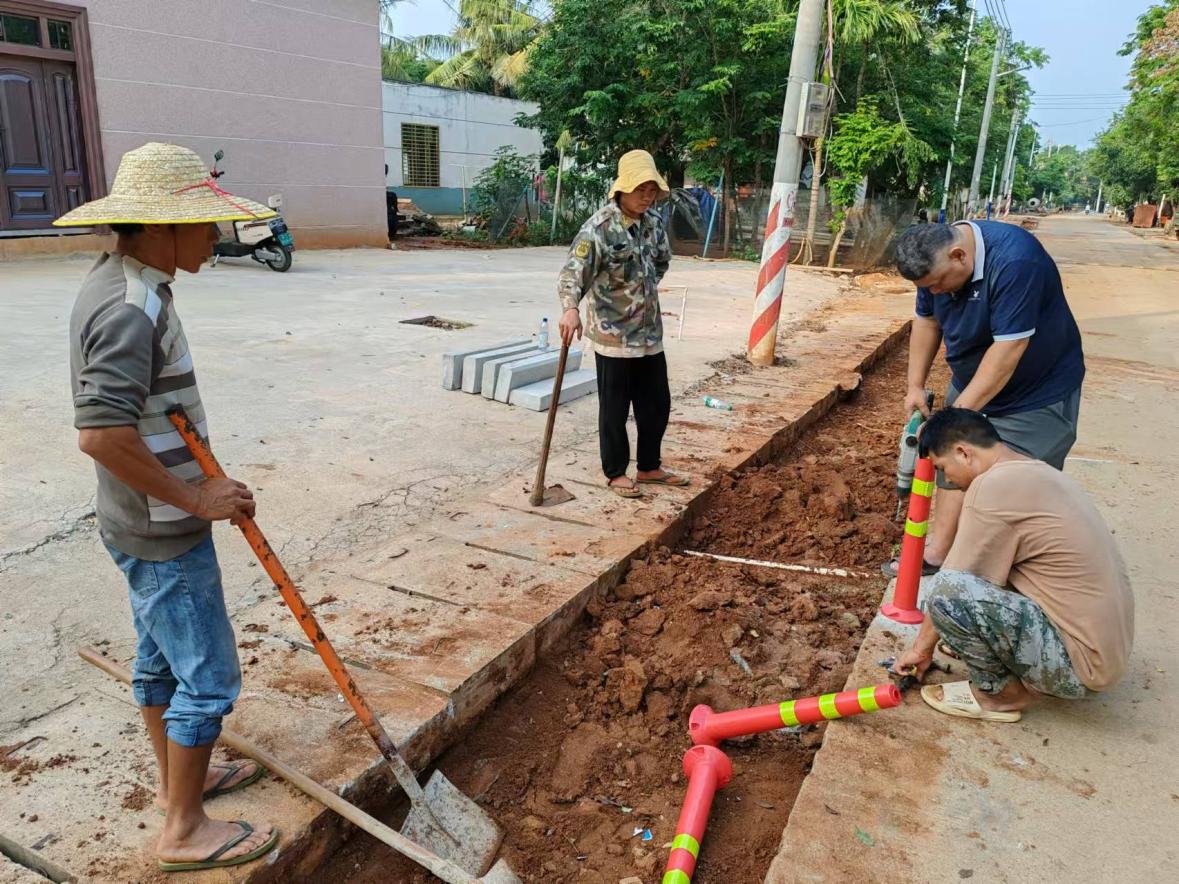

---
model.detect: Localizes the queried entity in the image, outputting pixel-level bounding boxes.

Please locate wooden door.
[42,60,87,214]
[0,54,87,229]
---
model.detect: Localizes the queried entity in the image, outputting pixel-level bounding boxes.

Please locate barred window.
[401,123,440,187]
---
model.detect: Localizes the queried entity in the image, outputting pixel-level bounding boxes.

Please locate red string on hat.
[172,178,262,217]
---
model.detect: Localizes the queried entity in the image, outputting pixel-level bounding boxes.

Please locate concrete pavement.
[768,214,1179,883]
[1,243,898,881]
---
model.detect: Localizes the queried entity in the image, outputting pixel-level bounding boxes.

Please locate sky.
[389,0,1154,149]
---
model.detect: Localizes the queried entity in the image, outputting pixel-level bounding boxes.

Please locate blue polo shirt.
[915,221,1085,416]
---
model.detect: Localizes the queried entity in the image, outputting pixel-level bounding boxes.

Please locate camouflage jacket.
[558,203,671,357]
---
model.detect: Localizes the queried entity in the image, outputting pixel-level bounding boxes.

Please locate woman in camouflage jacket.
[557,150,690,498]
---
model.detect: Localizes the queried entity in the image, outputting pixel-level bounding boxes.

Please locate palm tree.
[800,0,921,264]
[414,0,544,95]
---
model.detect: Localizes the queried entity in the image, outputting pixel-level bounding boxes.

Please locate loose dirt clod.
[322,344,949,883]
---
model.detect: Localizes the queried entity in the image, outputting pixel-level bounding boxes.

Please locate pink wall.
[74,0,387,247]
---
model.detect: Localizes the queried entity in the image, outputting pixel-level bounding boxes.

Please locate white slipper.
[920,680,1022,722]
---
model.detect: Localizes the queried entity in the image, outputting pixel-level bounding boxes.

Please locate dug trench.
[320,343,949,883]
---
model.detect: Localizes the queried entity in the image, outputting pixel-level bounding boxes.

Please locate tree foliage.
[826,100,933,211]
[415,0,543,95]
[518,0,1045,219]
[1090,0,1179,204]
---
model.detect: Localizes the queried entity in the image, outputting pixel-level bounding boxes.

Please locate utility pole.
[939,0,977,223]
[999,109,1021,210]
[988,161,998,209]
[1095,180,1103,213]
[968,26,1007,216]
[747,0,824,366]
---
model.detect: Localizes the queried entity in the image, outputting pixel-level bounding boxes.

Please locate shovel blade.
[480,859,524,884]
[401,771,504,877]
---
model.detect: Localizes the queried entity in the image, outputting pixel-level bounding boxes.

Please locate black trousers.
[595,351,671,479]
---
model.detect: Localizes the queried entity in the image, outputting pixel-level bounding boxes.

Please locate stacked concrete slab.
[491,348,582,401]
[442,339,597,411]
[509,369,598,410]
[441,339,529,390]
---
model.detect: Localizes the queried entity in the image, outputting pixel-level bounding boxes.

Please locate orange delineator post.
[688,684,901,747]
[661,745,732,884]
[880,455,934,624]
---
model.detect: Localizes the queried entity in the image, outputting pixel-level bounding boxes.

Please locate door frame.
[0,0,105,215]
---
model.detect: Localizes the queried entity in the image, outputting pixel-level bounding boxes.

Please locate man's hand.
[558,307,582,347]
[903,385,933,419]
[893,646,934,681]
[192,478,256,525]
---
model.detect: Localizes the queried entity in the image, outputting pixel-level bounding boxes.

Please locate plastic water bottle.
[538,316,549,349]
[703,396,733,411]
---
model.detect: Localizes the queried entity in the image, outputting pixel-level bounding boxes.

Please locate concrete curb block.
[441,339,530,390]
[460,342,539,393]
[509,368,598,410]
[493,348,584,402]
[480,346,554,398]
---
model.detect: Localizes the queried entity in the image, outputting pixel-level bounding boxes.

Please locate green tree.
[1091,0,1179,206]
[800,0,922,262]
[519,0,1044,260]
[823,100,933,263]
[415,0,544,95]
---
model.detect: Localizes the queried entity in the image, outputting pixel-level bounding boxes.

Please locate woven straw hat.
[54,142,276,227]
[608,149,670,200]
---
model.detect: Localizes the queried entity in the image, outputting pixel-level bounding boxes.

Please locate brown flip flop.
[607,479,643,499]
[636,472,690,487]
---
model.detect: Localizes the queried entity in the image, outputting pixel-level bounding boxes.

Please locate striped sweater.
[70,252,210,560]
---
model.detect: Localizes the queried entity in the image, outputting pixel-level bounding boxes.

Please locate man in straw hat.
[56,143,278,871]
[557,149,689,498]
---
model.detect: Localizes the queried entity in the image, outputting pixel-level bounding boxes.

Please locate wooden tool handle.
[164,408,427,804]
[529,342,570,506]
[77,648,478,884]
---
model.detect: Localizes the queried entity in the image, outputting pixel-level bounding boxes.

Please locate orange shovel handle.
[166,408,424,799]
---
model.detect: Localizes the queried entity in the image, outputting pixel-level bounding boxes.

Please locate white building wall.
[382,82,544,208]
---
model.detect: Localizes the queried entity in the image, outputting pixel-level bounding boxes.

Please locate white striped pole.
[747,0,825,366]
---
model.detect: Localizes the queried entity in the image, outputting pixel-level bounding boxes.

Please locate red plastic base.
[879,602,924,625]
[682,744,733,785]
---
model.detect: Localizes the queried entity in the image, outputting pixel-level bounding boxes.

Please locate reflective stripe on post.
[904,518,929,538]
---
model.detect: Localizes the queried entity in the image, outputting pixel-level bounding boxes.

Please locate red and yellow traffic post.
[688,684,901,747]
[880,455,935,624]
[661,746,733,884]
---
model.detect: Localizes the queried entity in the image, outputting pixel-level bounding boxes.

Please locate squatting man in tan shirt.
[894,408,1134,723]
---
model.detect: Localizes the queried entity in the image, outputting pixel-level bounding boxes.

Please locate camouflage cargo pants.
[926,570,1092,699]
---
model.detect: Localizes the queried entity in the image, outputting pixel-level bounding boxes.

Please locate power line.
[1033,117,1113,127]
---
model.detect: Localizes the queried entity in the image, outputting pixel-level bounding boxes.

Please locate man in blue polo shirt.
[882,221,1085,577]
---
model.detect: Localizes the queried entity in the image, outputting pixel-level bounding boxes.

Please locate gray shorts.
[938,382,1081,488]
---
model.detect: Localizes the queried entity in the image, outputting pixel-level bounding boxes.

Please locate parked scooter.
[209,150,294,272]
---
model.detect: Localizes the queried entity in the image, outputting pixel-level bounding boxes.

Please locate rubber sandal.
[880,556,941,579]
[203,761,265,801]
[158,821,279,872]
[607,480,643,499]
[936,640,961,661]
[636,472,690,487]
[920,681,1021,723]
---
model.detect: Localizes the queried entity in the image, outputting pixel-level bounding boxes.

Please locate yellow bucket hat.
[608,149,670,200]
[54,142,276,227]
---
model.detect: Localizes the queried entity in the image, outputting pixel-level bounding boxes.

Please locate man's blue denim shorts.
[105,535,241,748]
